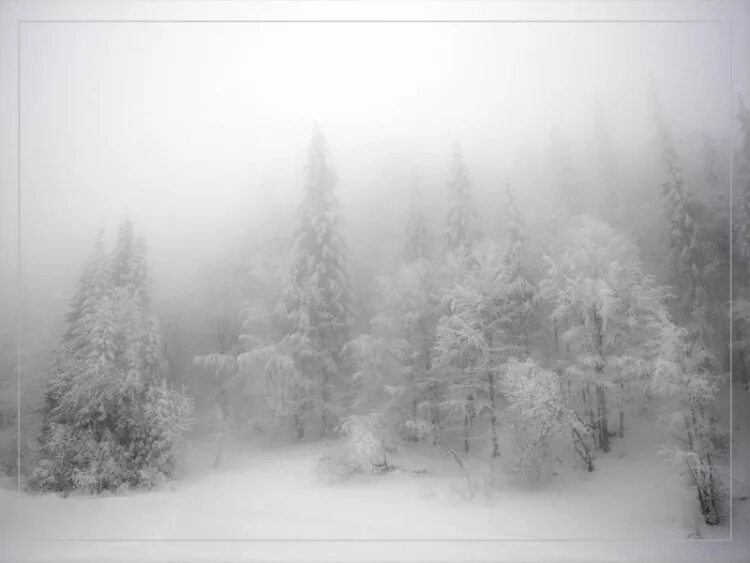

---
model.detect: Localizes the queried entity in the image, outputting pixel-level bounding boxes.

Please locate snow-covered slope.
[0,411,746,562]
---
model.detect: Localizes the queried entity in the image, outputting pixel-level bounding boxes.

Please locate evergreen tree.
[702,134,726,222]
[277,124,352,438]
[501,185,537,355]
[738,98,750,269]
[652,91,714,346]
[445,144,480,257]
[698,133,731,371]
[735,97,750,389]
[32,223,192,493]
[367,258,442,443]
[404,190,431,263]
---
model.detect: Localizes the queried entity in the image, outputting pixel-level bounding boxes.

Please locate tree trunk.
[431,400,440,446]
[618,381,625,439]
[553,320,560,356]
[464,391,474,454]
[596,383,610,452]
[410,366,419,440]
[592,312,608,451]
[489,371,500,458]
[585,383,597,449]
[464,410,470,453]
[294,385,305,439]
[320,369,328,438]
[295,412,304,440]
[426,348,440,447]
[735,321,748,390]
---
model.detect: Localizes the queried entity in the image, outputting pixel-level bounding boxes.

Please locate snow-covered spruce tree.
[367,259,442,442]
[32,223,192,493]
[501,185,538,357]
[652,321,725,525]
[404,190,431,264]
[438,145,485,450]
[541,217,669,453]
[737,98,750,274]
[734,97,750,389]
[702,134,727,225]
[33,232,119,491]
[276,125,352,438]
[502,359,594,479]
[193,236,299,463]
[697,133,731,371]
[445,144,481,259]
[0,342,17,474]
[651,92,719,352]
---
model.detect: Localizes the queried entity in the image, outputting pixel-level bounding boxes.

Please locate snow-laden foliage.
[31,222,192,493]
[276,125,353,438]
[541,217,669,452]
[734,97,750,389]
[316,412,395,482]
[445,144,481,258]
[433,241,516,456]
[359,258,445,443]
[501,185,539,353]
[651,321,725,525]
[736,97,750,270]
[337,413,392,473]
[502,359,594,480]
[404,191,432,263]
[652,91,724,351]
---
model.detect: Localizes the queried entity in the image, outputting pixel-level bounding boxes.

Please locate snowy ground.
[1,408,748,562]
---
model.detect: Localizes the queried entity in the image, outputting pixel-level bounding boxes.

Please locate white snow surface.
[1,412,747,562]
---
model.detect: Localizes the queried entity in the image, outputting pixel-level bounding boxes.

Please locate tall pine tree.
[32,222,191,493]
[404,190,431,263]
[277,124,352,438]
[652,90,714,348]
[735,97,750,389]
[445,144,480,258]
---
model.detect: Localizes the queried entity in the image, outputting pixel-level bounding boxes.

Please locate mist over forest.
[1,6,749,562]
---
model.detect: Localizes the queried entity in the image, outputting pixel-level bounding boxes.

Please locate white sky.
[0,0,746,346]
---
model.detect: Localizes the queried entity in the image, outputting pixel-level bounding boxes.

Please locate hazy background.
[0,3,744,383]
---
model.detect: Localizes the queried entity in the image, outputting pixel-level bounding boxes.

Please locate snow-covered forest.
[1,3,749,562]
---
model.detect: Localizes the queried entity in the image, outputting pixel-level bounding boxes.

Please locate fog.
[2,18,734,348]
[2,2,750,559]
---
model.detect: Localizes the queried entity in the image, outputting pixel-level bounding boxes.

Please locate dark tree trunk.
[489,371,500,458]
[294,385,305,440]
[464,411,470,454]
[553,319,560,356]
[464,392,474,454]
[592,311,609,452]
[320,370,329,438]
[734,321,748,389]
[596,383,610,453]
[295,412,304,440]
[410,365,419,439]
[618,381,625,439]
[426,347,440,447]
[585,383,597,449]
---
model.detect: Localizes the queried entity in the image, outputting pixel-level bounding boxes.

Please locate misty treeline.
[0,92,747,527]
